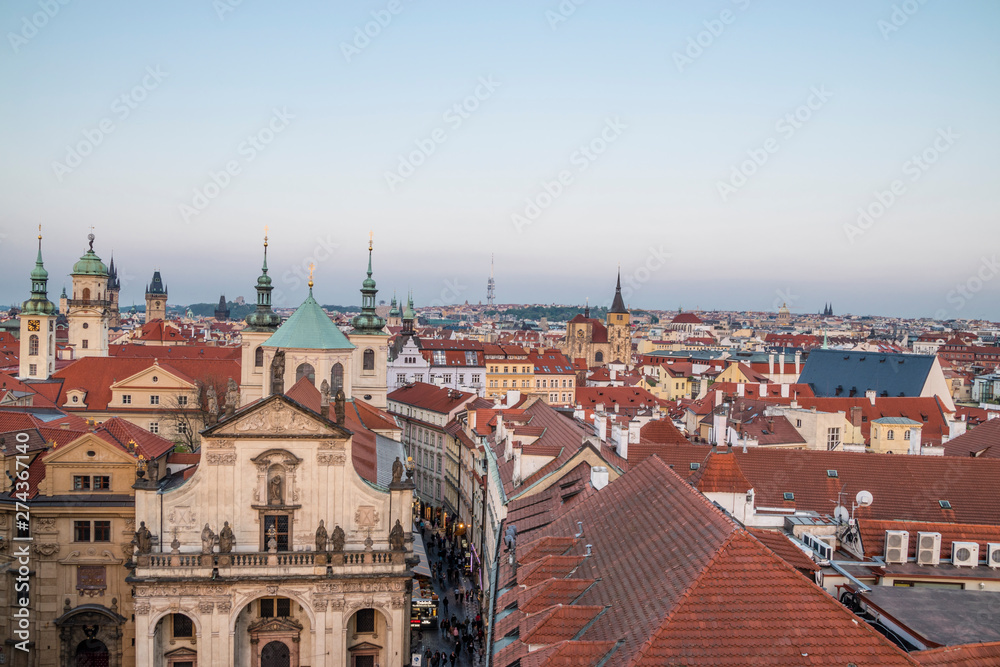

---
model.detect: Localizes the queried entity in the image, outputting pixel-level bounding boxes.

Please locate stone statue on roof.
[389,519,405,551]
[218,521,234,554]
[270,350,285,395]
[134,521,153,555]
[334,388,345,424]
[330,524,345,552]
[315,520,328,552]
[391,457,404,484]
[224,377,239,418]
[201,523,216,554]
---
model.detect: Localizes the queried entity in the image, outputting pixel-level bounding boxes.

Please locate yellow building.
[527,349,577,406]
[484,344,534,399]
[714,361,769,386]
[870,417,922,454]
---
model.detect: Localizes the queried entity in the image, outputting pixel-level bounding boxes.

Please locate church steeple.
[245,230,282,331]
[609,268,627,315]
[23,227,55,316]
[350,232,386,335]
[402,291,416,335]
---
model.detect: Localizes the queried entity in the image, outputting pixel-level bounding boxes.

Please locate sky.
[1,1,998,320]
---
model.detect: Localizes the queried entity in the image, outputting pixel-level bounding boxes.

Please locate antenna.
[833,506,850,525]
[855,490,873,507]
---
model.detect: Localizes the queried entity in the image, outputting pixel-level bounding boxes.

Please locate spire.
[402,291,416,335]
[245,229,281,331]
[23,226,55,316]
[822,329,829,349]
[351,232,386,335]
[609,268,627,314]
[584,297,590,319]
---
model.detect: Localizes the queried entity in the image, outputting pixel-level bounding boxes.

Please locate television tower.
[487,254,496,308]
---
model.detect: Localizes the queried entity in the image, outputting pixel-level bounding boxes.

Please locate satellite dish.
[834,505,850,524]
[855,490,873,507]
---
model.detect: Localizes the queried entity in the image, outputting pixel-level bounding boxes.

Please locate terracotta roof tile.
[913,641,1000,666]
[748,528,820,573]
[520,640,617,667]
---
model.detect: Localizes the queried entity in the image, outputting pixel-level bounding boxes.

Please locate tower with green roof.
[240,231,285,405]
[387,293,402,329]
[19,228,57,379]
[67,232,111,358]
[348,234,389,408]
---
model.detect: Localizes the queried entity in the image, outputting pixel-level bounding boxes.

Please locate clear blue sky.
[1,1,998,319]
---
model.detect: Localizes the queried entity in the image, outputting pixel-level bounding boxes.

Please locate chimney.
[737,383,745,397]
[590,466,609,490]
[909,425,922,455]
[768,353,775,376]
[849,406,863,427]
[778,352,785,377]
[794,351,802,375]
[506,389,520,406]
[780,383,789,398]
[865,389,876,406]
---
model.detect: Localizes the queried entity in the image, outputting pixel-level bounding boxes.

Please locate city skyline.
[2,1,999,318]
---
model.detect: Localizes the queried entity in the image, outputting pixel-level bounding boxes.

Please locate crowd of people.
[416,518,485,666]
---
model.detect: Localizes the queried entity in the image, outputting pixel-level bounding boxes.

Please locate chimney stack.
[865,389,876,406]
[590,466,609,490]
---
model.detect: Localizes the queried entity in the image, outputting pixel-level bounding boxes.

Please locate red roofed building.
[527,349,576,407]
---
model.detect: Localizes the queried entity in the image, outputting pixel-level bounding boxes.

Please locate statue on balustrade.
[201,523,216,554]
[315,520,328,552]
[330,524,346,552]
[389,519,405,551]
[219,521,234,554]
[134,521,153,555]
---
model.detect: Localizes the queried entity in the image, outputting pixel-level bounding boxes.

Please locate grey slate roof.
[799,349,935,399]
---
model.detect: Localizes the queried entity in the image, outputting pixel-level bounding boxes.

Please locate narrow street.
[410,526,484,667]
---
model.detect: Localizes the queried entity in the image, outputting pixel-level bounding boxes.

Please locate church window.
[254,347,264,367]
[263,515,290,551]
[28,335,38,356]
[260,597,291,618]
[595,352,604,363]
[363,349,375,370]
[296,363,316,385]
[172,614,194,638]
[355,608,376,633]
[331,363,344,391]
[82,287,91,300]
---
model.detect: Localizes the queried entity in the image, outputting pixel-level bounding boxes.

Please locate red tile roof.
[913,641,1000,666]
[387,382,474,414]
[944,417,1000,458]
[795,396,953,446]
[521,640,617,667]
[857,519,1000,561]
[691,449,752,493]
[748,528,820,574]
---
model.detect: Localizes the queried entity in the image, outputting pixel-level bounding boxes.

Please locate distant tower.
[19,228,57,380]
[107,254,122,329]
[486,254,496,309]
[215,295,230,321]
[67,232,111,358]
[348,233,389,408]
[402,292,416,335]
[387,293,402,329]
[607,269,632,365]
[240,231,284,405]
[145,271,167,322]
[777,303,791,326]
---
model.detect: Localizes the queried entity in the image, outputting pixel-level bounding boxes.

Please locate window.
[74,521,91,542]
[783,492,795,501]
[363,348,375,371]
[331,363,344,392]
[503,366,508,374]
[29,363,37,375]
[255,346,264,367]
[259,597,291,618]
[472,374,480,384]
[827,428,841,450]
[94,520,111,541]
[172,614,194,638]
[263,515,290,551]
[796,419,802,428]
[396,374,406,384]
[178,422,189,435]
[94,476,110,490]
[121,394,132,405]
[178,395,188,406]
[73,476,91,491]
[295,363,316,384]
[443,374,452,383]
[465,351,477,365]
[356,608,376,633]
[433,351,446,365]
[595,351,603,363]
[149,422,159,434]
[150,395,159,405]
[437,454,442,473]
[28,334,38,356]
[82,339,89,349]
[887,430,895,440]
[904,430,911,440]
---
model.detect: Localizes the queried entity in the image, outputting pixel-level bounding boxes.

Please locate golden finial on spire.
[308,262,315,289]
[369,230,373,252]
[264,225,269,246]
[38,223,42,240]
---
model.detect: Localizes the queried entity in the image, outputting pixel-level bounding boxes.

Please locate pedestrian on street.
[441,617,450,638]
[424,648,432,666]
[449,651,457,667]
[442,596,449,617]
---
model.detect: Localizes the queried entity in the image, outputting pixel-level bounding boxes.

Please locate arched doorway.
[347,608,388,667]
[261,640,290,667]
[76,638,110,667]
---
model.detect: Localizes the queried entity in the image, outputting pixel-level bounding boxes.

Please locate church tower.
[67,232,110,358]
[606,270,632,365]
[145,270,167,322]
[240,232,284,405]
[347,233,389,408]
[387,293,402,329]
[107,255,122,328]
[19,228,57,380]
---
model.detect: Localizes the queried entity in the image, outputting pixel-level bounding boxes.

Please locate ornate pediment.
[247,616,304,635]
[349,641,383,652]
[203,394,350,440]
[164,647,198,659]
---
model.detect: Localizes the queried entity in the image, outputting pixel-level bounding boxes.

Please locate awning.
[411,524,432,578]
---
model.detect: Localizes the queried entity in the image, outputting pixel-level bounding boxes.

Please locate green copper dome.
[262,289,355,350]
[350,242,386,335]
[246,234,282,331]
[23,233,55,316]
[72,234,108,276]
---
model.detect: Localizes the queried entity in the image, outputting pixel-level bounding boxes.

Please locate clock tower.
[67,232,111,358]
[145,270,167,322]
[19,229,57,380]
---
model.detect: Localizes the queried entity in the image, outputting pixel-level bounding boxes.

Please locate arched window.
[254,347,264,367]
[331,363,344,392]
[82,287,91,300]
[363,348,375,371]
[28,334,38,356]
[295,363,315,384]
[904,430,911,440]
[887,430,894,440]
[595,351,604,363]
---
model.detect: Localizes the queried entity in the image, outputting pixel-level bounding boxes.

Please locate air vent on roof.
[783,492,794,501]
[827,470,838,478]
[939,500,952,509]
[885,530,909,564]
[689,462,700,470]
[916,532,941,566]
[952,541,979,567]
[987,543,1000,568]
